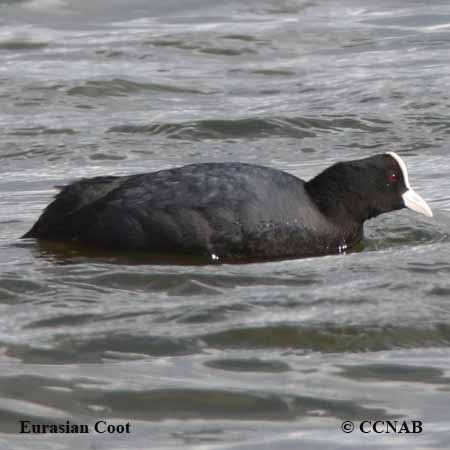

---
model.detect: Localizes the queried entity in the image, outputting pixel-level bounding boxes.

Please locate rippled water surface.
[1,0,450,449]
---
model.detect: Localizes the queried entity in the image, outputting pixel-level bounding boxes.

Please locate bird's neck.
[305,173,377,225]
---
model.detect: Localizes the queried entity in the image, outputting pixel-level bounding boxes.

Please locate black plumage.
[23,153,432,261]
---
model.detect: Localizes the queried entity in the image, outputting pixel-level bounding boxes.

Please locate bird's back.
[24,163,344,259]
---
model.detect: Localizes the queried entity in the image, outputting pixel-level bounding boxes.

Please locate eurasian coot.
[23,152,433,261]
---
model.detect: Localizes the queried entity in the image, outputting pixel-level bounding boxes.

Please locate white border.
[385,152,411,189]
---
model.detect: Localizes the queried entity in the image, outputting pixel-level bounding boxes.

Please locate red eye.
[388,172,398,183]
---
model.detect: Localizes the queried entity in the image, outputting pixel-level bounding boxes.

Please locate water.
[1,0,450,448]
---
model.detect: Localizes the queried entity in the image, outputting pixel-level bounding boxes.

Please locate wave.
[0,40,48,50]
[108,116,387,140]
[201,322,450,353]
[67,78,209,97]
[7,126,76,136]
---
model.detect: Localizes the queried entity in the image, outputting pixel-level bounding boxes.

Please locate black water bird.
[23,152,433,261]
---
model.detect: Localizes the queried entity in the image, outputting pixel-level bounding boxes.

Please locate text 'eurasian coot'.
[23,152,432,262]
